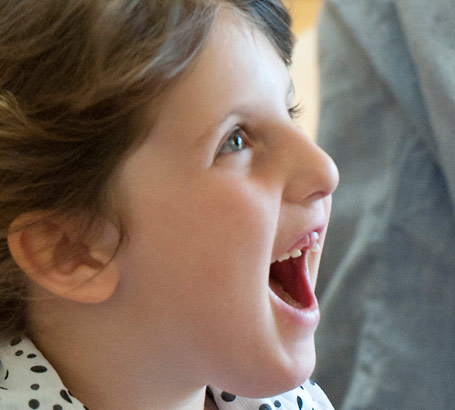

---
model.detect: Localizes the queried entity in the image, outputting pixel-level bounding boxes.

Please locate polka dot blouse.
[0,337,334,410]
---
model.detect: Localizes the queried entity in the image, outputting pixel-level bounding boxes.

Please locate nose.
[281,129,339,205]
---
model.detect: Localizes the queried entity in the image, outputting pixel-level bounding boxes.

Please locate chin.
[223,340,317,399]
[261,353,316,398]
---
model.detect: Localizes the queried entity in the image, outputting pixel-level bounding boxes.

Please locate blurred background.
[286,0,322,141]
[288,0,321,33]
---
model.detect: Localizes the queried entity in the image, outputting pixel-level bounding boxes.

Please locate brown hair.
[0,0,293,340]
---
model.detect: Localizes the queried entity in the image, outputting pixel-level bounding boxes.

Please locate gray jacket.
[313,0,455,409]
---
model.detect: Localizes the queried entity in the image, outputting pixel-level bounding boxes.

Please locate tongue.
[269,277,304,309]
[269,257,313,308]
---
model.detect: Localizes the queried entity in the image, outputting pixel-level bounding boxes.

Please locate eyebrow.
[194,79,295,148]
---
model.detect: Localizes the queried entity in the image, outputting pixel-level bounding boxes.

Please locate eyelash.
[218,102,303,155]
[288,102,303,121]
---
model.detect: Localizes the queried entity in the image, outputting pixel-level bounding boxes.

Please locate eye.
[219,128,248,154]
[288,102,303,121]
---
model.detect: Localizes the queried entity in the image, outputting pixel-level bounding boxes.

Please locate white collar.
[208,381,334,410]
[0,337,333,410]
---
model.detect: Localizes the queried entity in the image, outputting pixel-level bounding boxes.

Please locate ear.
[7,212,119,303]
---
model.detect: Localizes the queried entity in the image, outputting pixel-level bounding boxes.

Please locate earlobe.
[7,212,119,303]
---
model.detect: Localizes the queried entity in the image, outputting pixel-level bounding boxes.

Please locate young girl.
[0,0,339,409]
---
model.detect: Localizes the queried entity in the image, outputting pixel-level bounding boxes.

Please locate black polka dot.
[29,399,40,409]
[221,391,236,402]
[27,354,37,359]
[15,350,24,356]
[309,379,316,386]
[30,365,48,373]
[274,400,282,407]
[30,384,40,390]
[10,337,22,346]
[53,405,63,410]
[259,405,272,410]
[60,389,73,403]
[297,396,303,409]
[4,370,9,380]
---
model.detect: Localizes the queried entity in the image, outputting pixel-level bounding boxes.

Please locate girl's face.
[112,11,338,397]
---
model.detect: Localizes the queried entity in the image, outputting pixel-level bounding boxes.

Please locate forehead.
[149,9,291,137]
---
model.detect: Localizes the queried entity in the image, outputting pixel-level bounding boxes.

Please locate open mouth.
[268,232,320,310]
[269,250,313,309]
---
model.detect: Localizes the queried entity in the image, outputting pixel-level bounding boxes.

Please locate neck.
[28,294,213,410]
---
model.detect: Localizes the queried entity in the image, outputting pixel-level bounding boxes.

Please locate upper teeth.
[310,231,321,252]
[277,248,302,263]
[275,231,321,263]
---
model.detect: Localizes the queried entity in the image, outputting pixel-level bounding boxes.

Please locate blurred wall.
[287,0,322,141]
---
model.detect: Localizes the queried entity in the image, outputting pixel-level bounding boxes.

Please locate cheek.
[189,178,279,262]
[117,177,280,305]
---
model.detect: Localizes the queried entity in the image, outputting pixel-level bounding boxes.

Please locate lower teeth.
[273,282,303,309]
